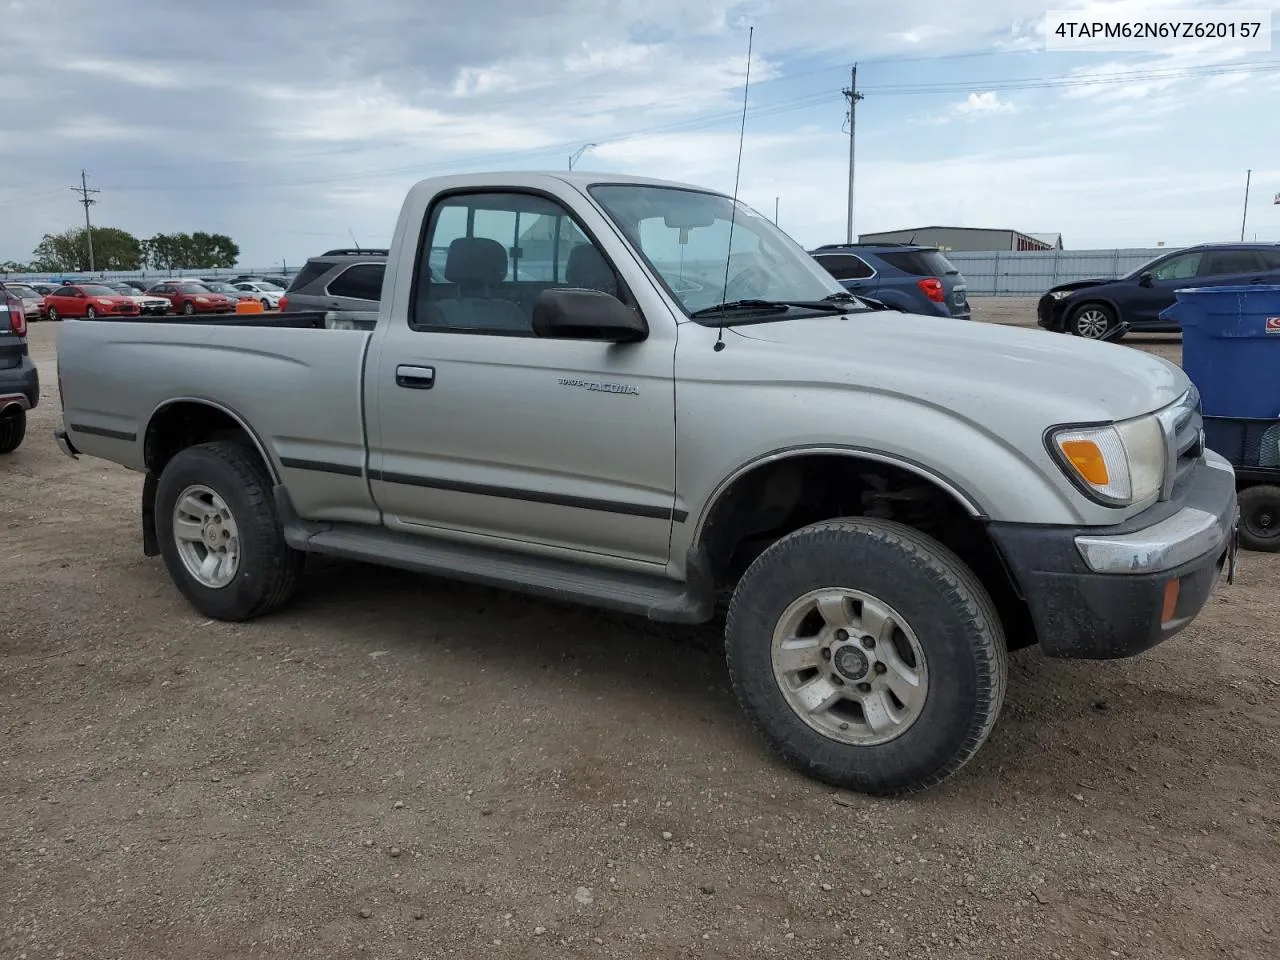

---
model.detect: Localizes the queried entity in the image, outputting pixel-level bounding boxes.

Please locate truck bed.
[84,309,378,331]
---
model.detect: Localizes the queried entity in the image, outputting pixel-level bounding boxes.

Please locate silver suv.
[280,249,386,313]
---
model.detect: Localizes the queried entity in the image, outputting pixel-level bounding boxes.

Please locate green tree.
[31,226,143,271]
[142,231,240,270]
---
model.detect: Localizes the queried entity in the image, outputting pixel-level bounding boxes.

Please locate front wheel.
[1238,484,1280,552]
[724,517,1007,796]
[1069,302,1118,340]
[46,306,60,322]
[0,409,26,454]
[261,299,271,310]
[155,441,305,620]
[183,301,196,315]
[85,306,97,319]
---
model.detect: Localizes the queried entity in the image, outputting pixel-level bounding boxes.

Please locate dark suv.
[0,282,40,454]
[1038,242,1280,339]
[279,248,387,313]
[809,243,971,319]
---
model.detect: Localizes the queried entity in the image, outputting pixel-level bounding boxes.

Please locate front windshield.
[588,183,846,316]
[81,284,118,296]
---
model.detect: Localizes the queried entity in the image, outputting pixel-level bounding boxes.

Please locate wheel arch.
[141,398,279,557]
[691,447,1037,651]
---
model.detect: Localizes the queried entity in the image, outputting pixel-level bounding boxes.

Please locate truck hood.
[723,310,1188,424]
[1047,277,1120,294]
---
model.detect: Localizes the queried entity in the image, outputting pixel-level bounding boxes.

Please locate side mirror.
[1138,272,1154,288]
[532,288,648,343]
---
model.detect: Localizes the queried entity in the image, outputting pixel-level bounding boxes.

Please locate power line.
[71,170,100,272]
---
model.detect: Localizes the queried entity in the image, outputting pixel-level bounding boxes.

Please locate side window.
[326,263,384,301]
[1201,250,1263,276]
[1150,252,1202,281]
[411,191,620,335]
[1260,249,1280,271]
[813,254,874,281]
[286,261,332,292]
[53,286,77,297]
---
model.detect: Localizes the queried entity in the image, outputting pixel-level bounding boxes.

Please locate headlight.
[195,297,209,303]
[1048,290,1073,300]
[1047,414,1165,506]
[98,299,113,306]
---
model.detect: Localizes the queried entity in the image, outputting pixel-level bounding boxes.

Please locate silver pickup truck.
[54,171,1239,795]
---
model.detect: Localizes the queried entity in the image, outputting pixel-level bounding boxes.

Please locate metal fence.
[3,249,1173,297]
[0,266,295,284]
[945,248,1166,297]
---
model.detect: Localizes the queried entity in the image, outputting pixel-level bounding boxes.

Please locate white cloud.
[954,91,1018,116]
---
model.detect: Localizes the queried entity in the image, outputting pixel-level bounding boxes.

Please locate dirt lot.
[3,301,1278,960]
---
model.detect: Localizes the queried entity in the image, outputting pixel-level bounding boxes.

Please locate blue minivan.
[809,243,970,319]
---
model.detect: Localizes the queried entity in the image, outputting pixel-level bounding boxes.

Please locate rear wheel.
[155,441,305,620]
[1069,302,1118,340]
[724,517,1007,796]
[1238,485,1280,552]
[0,409,26,454]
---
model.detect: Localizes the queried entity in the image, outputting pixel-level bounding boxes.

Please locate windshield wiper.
[689,297,856,319]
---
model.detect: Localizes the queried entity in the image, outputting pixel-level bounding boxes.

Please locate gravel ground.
[3,302,1278,960]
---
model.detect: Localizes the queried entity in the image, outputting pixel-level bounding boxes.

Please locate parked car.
[1,285,39,453]
[145,280,234,315]
[279,248,387,312]
[54,170,1238,798]
[120,279,153,292]
[103,281,171,316]
[0,282,47,321]
[232,280,285,309]
[43,283,142,320]
[1038,242,1280,339]
[200,280,258,306]
[28,282,63,297]
[809,243,971,319]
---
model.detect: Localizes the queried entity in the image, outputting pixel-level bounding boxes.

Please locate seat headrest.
[445,237,509,285]
[565,243,618,297]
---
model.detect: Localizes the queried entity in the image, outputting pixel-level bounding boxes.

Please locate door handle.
[396,364,435,389]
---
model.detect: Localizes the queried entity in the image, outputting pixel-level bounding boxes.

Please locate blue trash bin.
[1159,284,1280,418]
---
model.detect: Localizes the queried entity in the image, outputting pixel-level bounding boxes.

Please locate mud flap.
[141,471,159,556]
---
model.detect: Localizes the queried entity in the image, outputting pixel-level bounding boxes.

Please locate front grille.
[1161,387,1203,496]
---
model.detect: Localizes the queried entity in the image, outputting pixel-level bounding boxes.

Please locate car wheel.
[1069,302,1118,340]
[182,301,196,315]
[1238,485,1280,552]
[261,299,271,310]
[0,408,26,454]
[724,517,1007,796]
[154,440,306,620]
[46,307,60,322]
[85,306,97,319]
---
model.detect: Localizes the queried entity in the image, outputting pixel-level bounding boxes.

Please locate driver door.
[1129,250,1202,326]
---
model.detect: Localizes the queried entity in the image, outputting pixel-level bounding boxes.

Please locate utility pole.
[1240,168,1251,241]
[842,64,864,244]
[71,170,100,272]
[774,196,779,226]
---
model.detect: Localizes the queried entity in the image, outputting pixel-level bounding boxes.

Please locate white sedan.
[233,281,285,310]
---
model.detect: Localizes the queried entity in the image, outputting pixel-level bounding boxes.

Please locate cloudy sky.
[2,0,1277,269]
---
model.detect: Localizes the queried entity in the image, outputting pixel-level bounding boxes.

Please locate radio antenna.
[714,24,754,353]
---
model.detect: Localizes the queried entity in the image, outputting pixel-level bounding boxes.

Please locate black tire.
[154,440,305,620]
[260,299,271,310]
[1068,301,1119,340]
[1238,484,1280,553]
[183,301,195,315]
[47,306,59,322]
[85,306,96,319]
[0,409,26,454]
[724,517,1007,796]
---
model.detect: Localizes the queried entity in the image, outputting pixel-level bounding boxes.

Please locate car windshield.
[107,283,135,295]
[179,283,211,293]
[81,284,118,296]
[588,183,846,318]
[5,285,39,298]
[205,283,237,293]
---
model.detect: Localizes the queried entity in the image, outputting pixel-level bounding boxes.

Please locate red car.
[43,283,142,321]
[146,280,234,315]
